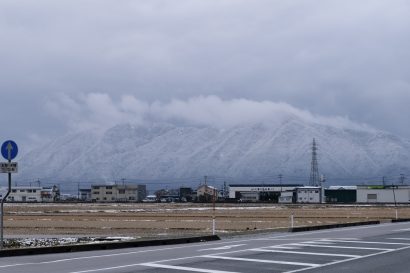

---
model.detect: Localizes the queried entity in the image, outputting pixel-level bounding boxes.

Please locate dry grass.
[3,203,410,238]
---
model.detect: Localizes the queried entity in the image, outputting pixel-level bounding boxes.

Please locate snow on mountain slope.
[16,115,410,185]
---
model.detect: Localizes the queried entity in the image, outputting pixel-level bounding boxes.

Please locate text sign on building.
[0,162,18,173]
[1,140,18,161]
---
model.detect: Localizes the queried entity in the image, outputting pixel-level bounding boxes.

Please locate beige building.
[91,184,146,202]
[196,185,218,202]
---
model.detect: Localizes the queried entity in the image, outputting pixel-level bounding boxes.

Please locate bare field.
[3,203,410,239]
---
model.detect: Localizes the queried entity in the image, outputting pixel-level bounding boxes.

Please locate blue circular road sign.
[1,140,18,161]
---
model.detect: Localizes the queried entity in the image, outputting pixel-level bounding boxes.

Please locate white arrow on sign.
[6,142,13,161]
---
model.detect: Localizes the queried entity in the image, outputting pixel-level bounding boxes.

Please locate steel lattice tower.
[309,138,320,186]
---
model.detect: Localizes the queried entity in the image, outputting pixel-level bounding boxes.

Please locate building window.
[106,191,112,195]
[20,190,25,192]
[33,190,37,193]
[92,186,100,189]
[93,191,100,195]
[106,186,112,189]
[119,189,125,194]
[12,189,16,193]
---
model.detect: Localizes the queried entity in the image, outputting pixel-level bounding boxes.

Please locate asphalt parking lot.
[140,228,410,273]
[1,222,410,273]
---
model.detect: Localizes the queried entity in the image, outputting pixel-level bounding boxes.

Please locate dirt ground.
[3,203,410,239]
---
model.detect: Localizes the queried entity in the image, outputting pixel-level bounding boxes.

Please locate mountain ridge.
[16,116,410,185]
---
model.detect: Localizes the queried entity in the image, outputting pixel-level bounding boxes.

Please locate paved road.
[1,222,410,273]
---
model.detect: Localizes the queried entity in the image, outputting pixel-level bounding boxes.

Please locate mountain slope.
[16,116,410,185]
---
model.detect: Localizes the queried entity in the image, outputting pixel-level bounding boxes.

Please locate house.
[0,185,60,202]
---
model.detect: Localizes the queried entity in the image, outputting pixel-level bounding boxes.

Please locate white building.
[356,185,410,203]
[0,186,58,202]
[278,191,294,203]
[296,186,321,203]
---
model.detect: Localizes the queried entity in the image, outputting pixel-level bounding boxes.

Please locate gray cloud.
[0,0,409,151]
[45,93,376,134]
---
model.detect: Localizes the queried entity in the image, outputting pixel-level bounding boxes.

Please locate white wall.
[296,187,321,203]
[357,188,409,203]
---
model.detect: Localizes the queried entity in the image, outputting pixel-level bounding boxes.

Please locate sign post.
[0,140,18,250]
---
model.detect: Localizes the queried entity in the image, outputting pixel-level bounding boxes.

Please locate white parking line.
[290,243,393,251]
[198,244,247,251]
[266,246,302,249]
[141,263,240,273]
[201,255,320,267]
[284,244,410,273]
[389,238,410,241]
[321,239,410,245]
[250,248,361,258]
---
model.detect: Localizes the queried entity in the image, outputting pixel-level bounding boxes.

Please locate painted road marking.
[141,263,240,273]
[69,263,143,273]
[283,244,410,273]
[266,246,302,250]
[201,255,320,267]
[250,248,361,258]
[290,243,393,251]
[394,228,410,231]
[198,244,247,251]
[388,238,410,241]
[321,239,410,245]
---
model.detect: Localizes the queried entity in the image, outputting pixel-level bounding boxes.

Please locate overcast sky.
[1,0,409,152]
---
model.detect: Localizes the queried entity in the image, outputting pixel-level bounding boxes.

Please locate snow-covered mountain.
[16,115,410,186]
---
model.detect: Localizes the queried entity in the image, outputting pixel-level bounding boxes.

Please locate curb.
[288,220,380,232]
[392,218,410,223]
[0,235,220,257]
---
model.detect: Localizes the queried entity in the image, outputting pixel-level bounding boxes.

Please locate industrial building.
[229,183,410,204]
[356,185,410,203]
[325,186,357,203]
[229,184,303,202]
[296,186,322,203]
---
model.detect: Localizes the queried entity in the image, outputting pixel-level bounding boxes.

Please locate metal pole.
[1,159,11,250]
[392,184,397,220]
[290,213,294,228]
[212,189,216,235]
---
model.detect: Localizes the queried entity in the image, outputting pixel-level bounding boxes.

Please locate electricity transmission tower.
[309,138,320,186]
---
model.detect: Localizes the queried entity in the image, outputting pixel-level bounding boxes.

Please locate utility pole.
[278,174,283,193]
[392,183,398,219]
[400,174,406,185]
[204,176,208,186]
